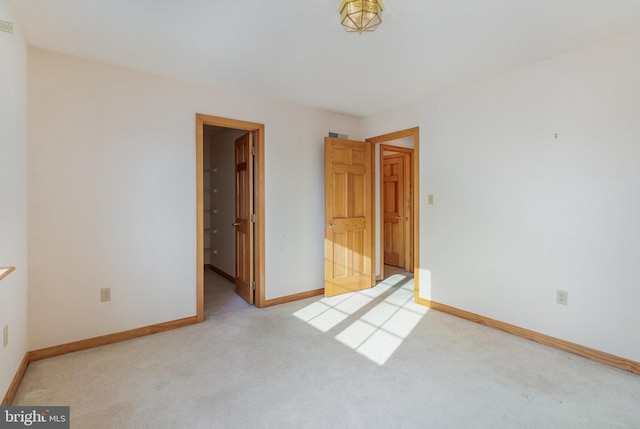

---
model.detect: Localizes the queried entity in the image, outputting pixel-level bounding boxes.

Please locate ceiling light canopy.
[339,0,384,34]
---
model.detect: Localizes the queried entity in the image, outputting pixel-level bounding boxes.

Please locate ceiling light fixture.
[339,0,384,34]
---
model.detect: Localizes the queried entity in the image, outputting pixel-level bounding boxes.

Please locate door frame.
[196,114,266,322]
[366,127,420,290]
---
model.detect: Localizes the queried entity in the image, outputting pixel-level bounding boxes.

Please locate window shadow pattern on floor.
[293,274,428,365]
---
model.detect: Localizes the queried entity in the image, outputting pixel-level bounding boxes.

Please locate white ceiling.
[8,0,640,117]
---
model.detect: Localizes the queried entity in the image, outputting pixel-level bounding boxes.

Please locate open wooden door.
[235,132,254,304]
[324,137,375,297]
[383,154,406,268]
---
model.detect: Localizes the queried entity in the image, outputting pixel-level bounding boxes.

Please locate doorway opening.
[380,144,414,281]
[367,128,420,291]
[196,114,266,323]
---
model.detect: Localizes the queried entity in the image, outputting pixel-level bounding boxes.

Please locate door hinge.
[251,214,256,223]
[251,146,256,156]
[252,281,256,291]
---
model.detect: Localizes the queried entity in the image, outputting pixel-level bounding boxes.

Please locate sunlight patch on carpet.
[293,274,428,365]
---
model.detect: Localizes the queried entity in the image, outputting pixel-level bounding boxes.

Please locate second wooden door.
[235,132,254,304]
[324,137,375,297]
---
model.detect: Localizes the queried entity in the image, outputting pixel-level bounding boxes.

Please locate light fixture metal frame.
[339,0,385,34]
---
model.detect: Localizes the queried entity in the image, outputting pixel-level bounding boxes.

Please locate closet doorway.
[367,128,419,285]
[196,114,265,322]
[381,144,414,273]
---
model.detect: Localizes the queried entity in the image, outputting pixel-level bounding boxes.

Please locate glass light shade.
[339,0,384,33]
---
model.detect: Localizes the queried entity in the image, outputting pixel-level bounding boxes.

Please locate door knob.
[326,223,336,228]
[232,222,241,226]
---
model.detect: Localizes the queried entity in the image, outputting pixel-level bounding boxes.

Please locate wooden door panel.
[384,222,400,266]
[329,229,366,277]
[332,172,348,218]
[326,229,369,295]
[324,137,374,297]
[351,147,366,165]
[383,155,405,268]
[332,231,349,278]
[383,181,397,212]
[353,173,366,217]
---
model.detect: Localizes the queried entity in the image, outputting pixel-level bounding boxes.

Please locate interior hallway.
[12,271,640,428]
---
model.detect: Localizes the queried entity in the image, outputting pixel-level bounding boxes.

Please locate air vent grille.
[328,132,349,139]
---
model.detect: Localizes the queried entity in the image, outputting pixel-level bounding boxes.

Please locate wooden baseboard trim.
[416,297,640,376]
[2,353,29,406]
[262,288,325,308]
[28,316,198,363]
[207,265,235,283]
[3,317,197,404]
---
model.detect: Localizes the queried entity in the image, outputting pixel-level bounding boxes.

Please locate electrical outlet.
[3,325,8,348]
[101,287,111,302]
[0,20,13,34]
[556,289,568,305]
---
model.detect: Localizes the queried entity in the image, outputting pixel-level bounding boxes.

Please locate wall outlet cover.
[0,20,13,34]
[101,287,112,302]
[556,289,568,305]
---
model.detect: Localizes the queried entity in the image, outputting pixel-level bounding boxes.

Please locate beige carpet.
[13,270,640,428]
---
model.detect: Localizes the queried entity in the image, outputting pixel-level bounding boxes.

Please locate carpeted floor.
[13,270,640,428]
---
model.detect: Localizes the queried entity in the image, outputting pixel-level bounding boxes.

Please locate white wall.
[27,48,361,350]
[0,0,28,400]
[363,31,640,362]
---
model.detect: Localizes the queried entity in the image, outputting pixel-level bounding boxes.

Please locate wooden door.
[324,137,375,297]
[383,154,405,268]
[235,132,254,304]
